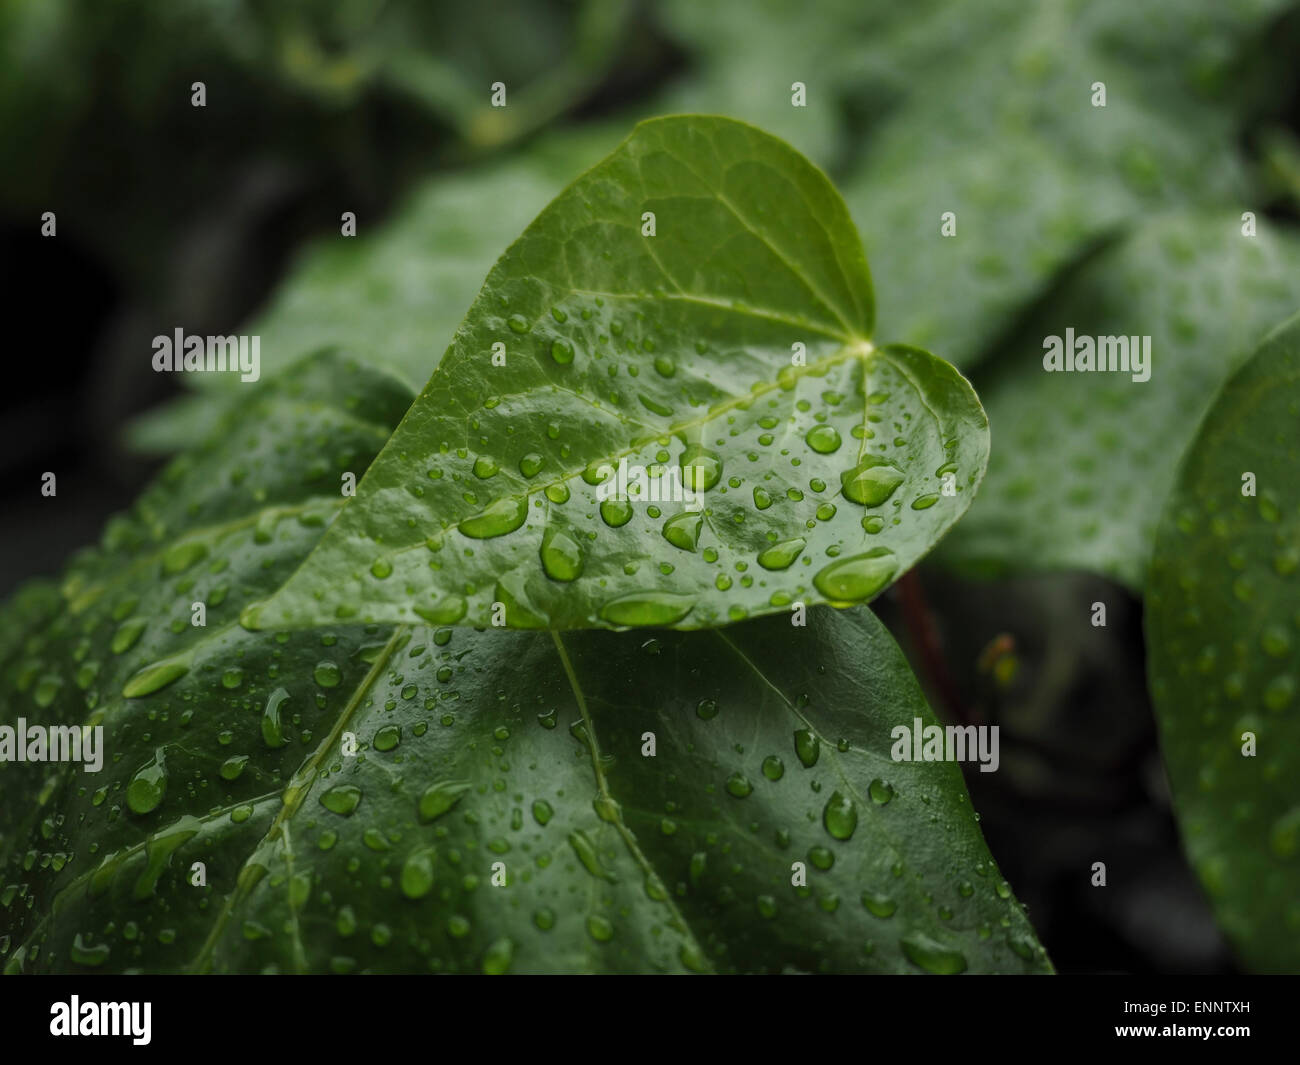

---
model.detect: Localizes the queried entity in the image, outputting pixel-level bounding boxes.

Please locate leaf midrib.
[378,339,876,567]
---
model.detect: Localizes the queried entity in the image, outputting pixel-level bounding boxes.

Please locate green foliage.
[247,117,988,633]
[1146,312,1300,973]
[941,211,1300,588]
[0,348,1043,974]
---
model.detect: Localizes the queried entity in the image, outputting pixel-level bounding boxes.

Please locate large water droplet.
[681,445,722,492]
[400,848,436,899]
[813,549,898,602]
[822,790,858,840]
[757,537,806,571]
[319,784,362,816]
[794,728,820,767]
[122,652,192,698]
[600,498,634,528]
[600,591,695,627]
[840,457,906,506]
[418,780,471,822]
[900,931,967,974]
[805,425,842,454]
[126,748,167,815]
[459,496,528,539]
[540,526,584,581]
[662,511,703,552]
[314,661,341,688]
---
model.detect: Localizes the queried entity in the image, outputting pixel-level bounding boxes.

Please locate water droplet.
[418,780,471,822]
[126,748,167,815]
[600,498,633,527]
[840,457,905,506]
[900,931,966,974]
[696,698,719,720]
[540,526,584,581]
[519,453,544,478]
[654,356,676,377]
[122,652,191,698]
[532,799,554,825]
[473,456,499,479]
[725,772,753,798]
[544,483,570,504]
[111,618,147,655]
[814,549,898,603]
[762,755,784,780]
[460,496,529,539]
[550,339,575,365]
[861,891,897,918]
[569,829,616,882]
[586,915,614,942]
[320,784,362,816]
[400,848,436,899]
[369,557,393,579]
[681,445,722,492]
[794,728,820,767]
[161,541,208,575]
[805,425,842,454]
[507,314,530,334]
[314,661,341,688]
[600,591,695,627]
[822,790,858,840]
[261,687,290,748]
[412,599,466,632]
[753,486,773,510]
[70,934,110,967]
[757,537,806,571]
[662,511,702,552]
[869,778,895,804]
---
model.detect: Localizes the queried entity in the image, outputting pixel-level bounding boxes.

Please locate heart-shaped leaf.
[0,350,1045,974]
[1146,310,1300,972]
[247,116,989,633]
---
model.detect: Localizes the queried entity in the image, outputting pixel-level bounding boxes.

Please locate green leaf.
[1146,311,1300,973]
[840,0,1281,369]
[0,363,1046,972]
[655,0,1286,370]
[939,210,1300,588]
[247,116,989,633]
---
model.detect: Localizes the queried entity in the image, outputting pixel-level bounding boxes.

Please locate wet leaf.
[248,116,989,632]
[1146,311,1300,972]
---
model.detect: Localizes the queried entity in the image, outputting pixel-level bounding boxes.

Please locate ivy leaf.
[247,116,989,633]
[938,210,1300,588]
[0,359,1046,972]
[1146,311,1300,972]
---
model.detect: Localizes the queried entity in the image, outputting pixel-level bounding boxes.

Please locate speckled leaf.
[1146,312,1300,972]
[248,116,989,634]
[939,210,1300,588]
